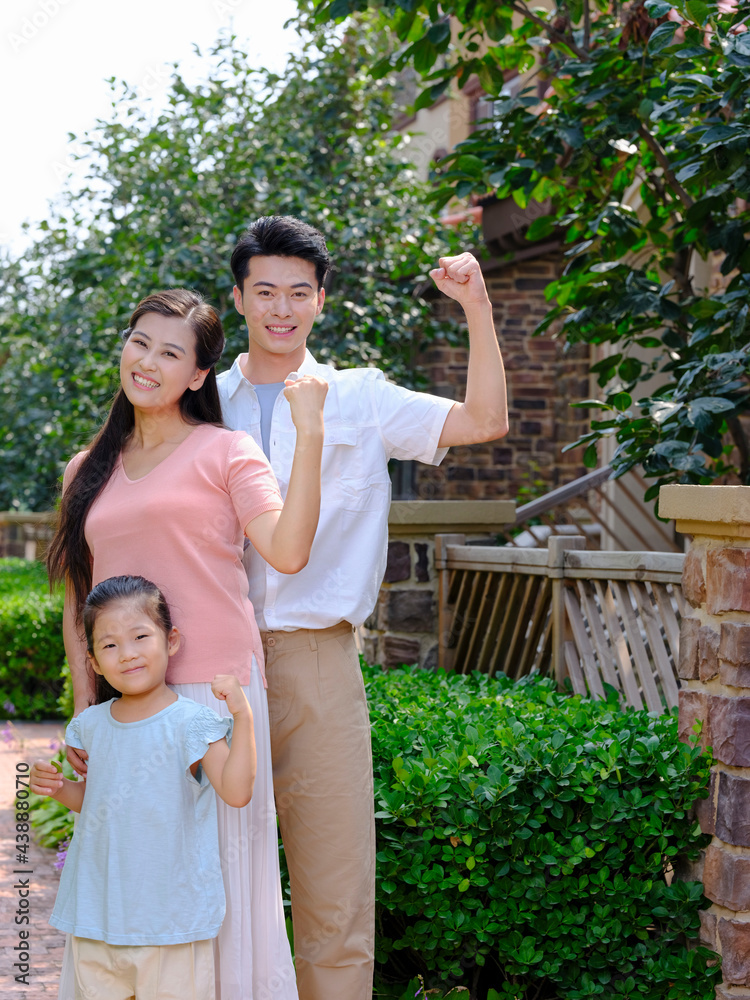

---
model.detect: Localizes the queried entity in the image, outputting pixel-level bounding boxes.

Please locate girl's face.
[120,312,208,414]
[88,597,179,699]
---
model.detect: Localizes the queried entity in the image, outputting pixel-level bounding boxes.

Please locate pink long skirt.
[57,663,298,1000]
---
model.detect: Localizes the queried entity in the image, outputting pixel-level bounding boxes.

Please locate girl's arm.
[30,761,86,813]
[199,675,257,808]
[63,586,94,775]
[244,375,327,574]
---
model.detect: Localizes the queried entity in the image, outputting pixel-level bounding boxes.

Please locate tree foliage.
[0,15,469,511]
[312,0,750,497]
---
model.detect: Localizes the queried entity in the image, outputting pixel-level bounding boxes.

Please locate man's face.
[233,255,325,361]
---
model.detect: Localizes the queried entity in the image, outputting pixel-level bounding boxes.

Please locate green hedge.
[0,558,64,719]
[364,664,718,1000]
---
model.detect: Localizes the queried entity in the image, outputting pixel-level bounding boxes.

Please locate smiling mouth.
[266,325,296,335]
[132,373,160,389]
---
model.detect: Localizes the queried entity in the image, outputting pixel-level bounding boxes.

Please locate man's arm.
[431,253,509,448]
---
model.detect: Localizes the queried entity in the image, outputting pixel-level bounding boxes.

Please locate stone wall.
[406,253,591,504]
[360,536,440,670]
[660,485,750,995]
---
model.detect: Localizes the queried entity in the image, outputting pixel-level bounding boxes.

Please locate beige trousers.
[262,623,375,1000]
[71,937,215,1000]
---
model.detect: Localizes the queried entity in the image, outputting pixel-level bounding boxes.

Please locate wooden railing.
[437,534,685,714]
[501,466,681,553]
[0,512,55,561]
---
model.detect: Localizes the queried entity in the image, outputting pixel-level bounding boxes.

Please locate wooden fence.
[0,512,54,560]
[436,534,685,714]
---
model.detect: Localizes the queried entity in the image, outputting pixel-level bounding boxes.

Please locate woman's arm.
[244,374,327,574]
[63,586,94,775]
[199,675,257,808]
[30,761,86,813]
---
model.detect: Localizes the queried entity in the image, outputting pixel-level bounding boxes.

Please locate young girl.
[31,575,255,1000]
[46,288,326,999]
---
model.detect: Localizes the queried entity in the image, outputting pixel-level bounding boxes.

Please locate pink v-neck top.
[64,424,284,686]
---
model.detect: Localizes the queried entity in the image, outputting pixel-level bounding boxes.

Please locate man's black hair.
[231,216,331,291]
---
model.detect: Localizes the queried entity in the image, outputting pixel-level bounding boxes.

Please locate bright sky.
[0,0,300,254]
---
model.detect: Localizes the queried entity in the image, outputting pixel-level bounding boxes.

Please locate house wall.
[399,253,592,504]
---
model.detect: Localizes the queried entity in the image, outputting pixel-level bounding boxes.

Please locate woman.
[48,288,326,1000]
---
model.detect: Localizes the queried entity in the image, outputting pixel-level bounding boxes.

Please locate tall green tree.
[312,0,750,498]
[0,16,469,511]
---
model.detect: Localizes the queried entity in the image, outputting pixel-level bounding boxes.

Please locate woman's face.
[120,312,208,414]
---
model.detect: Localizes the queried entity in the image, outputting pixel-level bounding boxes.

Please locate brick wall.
[409,253,591,503]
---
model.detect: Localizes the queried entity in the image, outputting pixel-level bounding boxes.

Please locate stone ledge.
[388,500,516,536]
[660,485,750,539]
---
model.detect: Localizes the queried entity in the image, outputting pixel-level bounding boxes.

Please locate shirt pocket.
[321,423,389,512]
[325,424,357,448]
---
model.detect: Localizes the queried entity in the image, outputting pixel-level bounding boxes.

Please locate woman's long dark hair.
[47,290,225,617]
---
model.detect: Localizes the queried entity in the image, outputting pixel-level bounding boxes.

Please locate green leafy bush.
[364,664,718,999]
[0,558,64,719]
[0,557,49,594]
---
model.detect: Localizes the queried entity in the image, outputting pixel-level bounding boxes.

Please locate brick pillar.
[660,485,750,996]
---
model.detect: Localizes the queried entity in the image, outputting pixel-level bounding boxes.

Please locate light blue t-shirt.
[50,695,232,946]
[254,382,285,457]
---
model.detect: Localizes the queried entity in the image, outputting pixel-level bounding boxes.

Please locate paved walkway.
[1,721,67,1000]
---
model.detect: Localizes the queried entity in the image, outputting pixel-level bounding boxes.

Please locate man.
[217,216,508,1000]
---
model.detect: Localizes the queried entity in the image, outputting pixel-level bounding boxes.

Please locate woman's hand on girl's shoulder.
[211,674,251,718]
[66,744,88,777]
[65,699,91,776]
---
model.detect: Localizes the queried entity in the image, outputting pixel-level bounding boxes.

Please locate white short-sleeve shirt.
[217,349,454,630]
